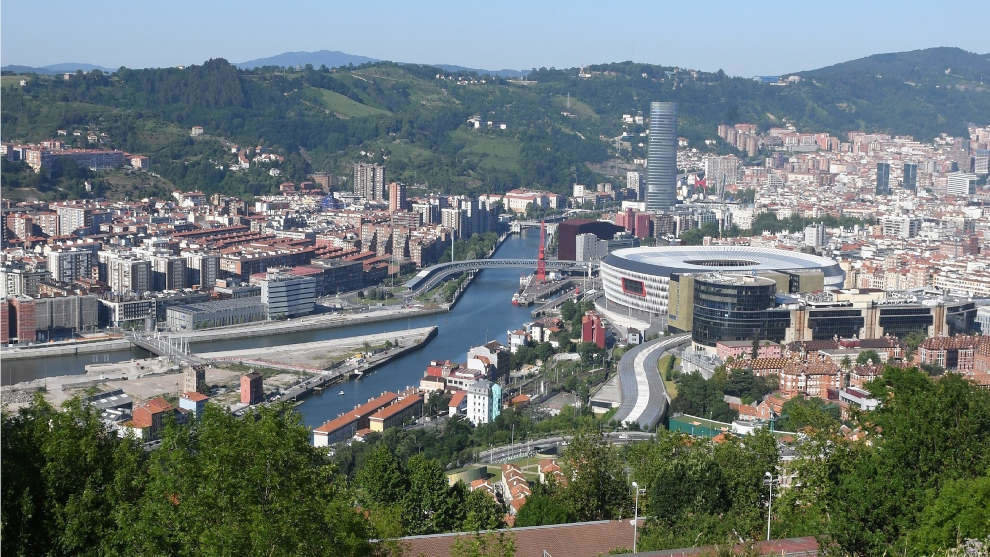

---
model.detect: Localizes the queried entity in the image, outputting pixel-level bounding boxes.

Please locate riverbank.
[202,326,437,370]
[2,338,133,360]
[1,327,439,412]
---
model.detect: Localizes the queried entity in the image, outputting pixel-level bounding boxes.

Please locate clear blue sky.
[3,0,988,76]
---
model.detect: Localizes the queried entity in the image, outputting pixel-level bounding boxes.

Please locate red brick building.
[240,372,264,405]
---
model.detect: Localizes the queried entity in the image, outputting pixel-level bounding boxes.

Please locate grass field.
[450,128,523,173]
[552,94,598,119]
[658,354,680,398]
[304,87,391,118]
[1,75,28,88]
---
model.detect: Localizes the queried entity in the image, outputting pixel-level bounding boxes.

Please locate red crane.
[536,220,547,283]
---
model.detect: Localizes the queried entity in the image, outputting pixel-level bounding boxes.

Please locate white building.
[466,379,502,425]
[946,172,977,196]
[803,223,826,248]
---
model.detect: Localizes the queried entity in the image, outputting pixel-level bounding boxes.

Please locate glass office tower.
[647,101,678,211]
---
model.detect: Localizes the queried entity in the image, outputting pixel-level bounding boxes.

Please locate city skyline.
[2,1,989,76]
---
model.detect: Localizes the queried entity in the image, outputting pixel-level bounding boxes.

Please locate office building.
[353,162,386,202]
[946,172,977,196]
[260,270,316,319]
[647,101,678,211]
[240,372,264,405]
[875,162,891,195]
[902,162,918,191]
[556,219,625,261]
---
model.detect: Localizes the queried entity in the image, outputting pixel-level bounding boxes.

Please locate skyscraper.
[902,162,918,191]
[647,101,678,211]
[876,162,891,195]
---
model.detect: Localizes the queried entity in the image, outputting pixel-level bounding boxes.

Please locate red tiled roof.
[369,395,421,421]
[449,391,466,408]
[181,392,208,402]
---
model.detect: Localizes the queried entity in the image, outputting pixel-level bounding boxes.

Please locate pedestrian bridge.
[405,258,594,295]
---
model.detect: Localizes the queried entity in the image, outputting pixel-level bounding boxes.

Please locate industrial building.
[166,297,266,331]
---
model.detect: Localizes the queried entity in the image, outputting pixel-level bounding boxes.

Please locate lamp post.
[764,471,775,541]
[631,481,646,553]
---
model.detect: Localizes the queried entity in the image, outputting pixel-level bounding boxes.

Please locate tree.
[514,488,575,527]
[907,474,990,554]
[856,350,881,365]
[559,431,630,521]
[902,330,928,359]
[120,404,372,555]
[1,395,145,556]
[775,397,840,432]
[461,489,506,532]
[356,444,406,506]
[402,455,462,535]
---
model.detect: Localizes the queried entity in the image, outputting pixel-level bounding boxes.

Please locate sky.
[3,0,989,76]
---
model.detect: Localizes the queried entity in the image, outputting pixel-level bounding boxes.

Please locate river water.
[5,231,542,428]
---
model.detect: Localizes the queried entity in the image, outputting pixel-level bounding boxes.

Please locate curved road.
[614,334,691,430]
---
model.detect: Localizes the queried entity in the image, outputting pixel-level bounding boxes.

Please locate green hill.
[2,48,988,198]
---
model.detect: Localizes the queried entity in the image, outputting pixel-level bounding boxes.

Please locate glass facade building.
[876,162,891,195]
[691,274,790,347]
[647,101,678,211]
[902,162,918,191]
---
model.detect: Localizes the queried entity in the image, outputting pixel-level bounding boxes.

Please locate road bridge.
[405,258,595,295]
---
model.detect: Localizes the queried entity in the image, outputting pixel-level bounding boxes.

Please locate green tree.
[462,488,506,532]
[119,404,372,555]
[907,474,990,554]
[856,350,881,365]
[559,431,630,521]
[1,395,146,556]
[775,397,840,432]
[356,444,407,506]
[514,489,575,527]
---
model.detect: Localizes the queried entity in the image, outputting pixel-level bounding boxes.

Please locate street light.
[630,481,646,553]
[764,471,776,541]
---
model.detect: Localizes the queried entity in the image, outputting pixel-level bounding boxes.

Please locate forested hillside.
[3,48,988,198]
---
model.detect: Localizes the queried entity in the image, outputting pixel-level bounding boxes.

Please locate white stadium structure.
[598,246,844,329]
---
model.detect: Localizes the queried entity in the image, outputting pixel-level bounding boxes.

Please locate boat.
[337,390,345,396]
[511,293,521,306]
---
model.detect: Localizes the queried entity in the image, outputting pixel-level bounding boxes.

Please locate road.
[478,431,656,463]
[613,334,691,430]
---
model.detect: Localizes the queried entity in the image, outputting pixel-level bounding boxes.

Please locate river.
[5,231,542,428]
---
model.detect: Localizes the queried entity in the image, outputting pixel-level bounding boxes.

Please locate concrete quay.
[2,338,132,360]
